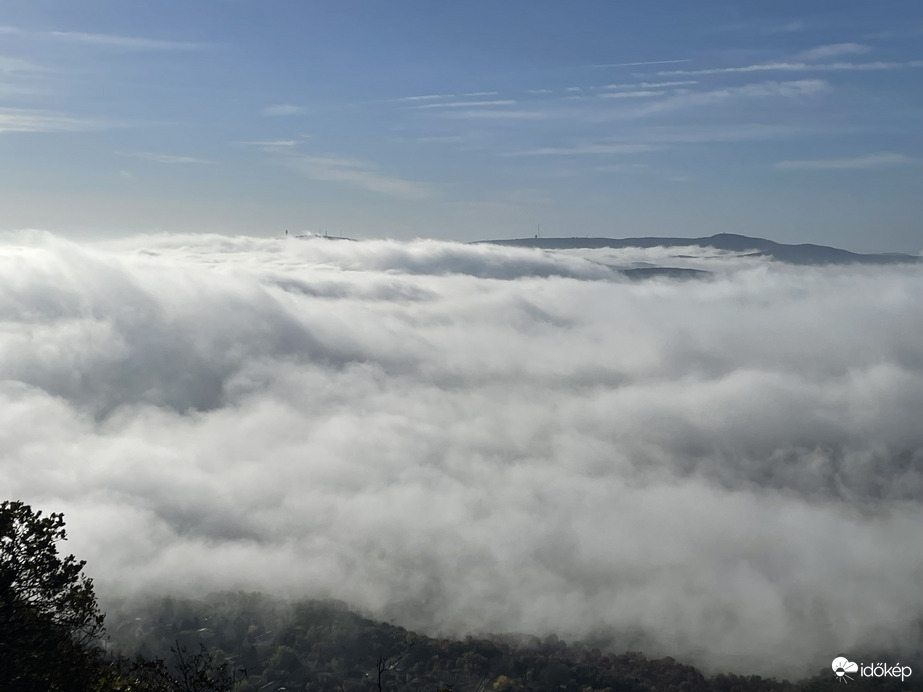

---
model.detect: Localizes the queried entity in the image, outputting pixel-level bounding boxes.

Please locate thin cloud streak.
[234,139,298,148]
[391,93,457,102]
[506,143,662,156]
[0,108,118,133]
[775,152,914,170]
[611,123,814,143]
[0,25,203,50]
[261,104,304,117]
[448,80,829,123]
[283,154,432,199]
[412,99,516,109]
[591,58,690,68]
[442,109,550,120]
[46,30,203,50]
[766,21,807,33]
[118,151,213,165]
[626,79,830,116]
[599,90,666,99]
[657,60,923,76]
[602,80,697,90]
[793,43,873,61]
[642,80,699,88]
[0,56,44,73]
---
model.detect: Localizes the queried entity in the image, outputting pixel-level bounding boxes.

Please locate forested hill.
[478,233,921,265]
[105,592,913,692]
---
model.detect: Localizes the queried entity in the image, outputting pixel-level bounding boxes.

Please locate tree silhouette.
[0,500,106,691]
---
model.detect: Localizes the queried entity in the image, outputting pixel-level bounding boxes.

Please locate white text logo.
[832,657,912,683]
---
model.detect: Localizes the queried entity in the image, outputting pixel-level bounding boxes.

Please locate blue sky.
[0,0,921,251]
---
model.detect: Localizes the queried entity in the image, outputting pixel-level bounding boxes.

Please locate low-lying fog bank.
[2,231,921,677]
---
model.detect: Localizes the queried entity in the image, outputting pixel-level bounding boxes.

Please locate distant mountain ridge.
[479,233,921,265]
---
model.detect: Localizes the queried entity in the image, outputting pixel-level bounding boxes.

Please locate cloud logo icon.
[832,657,859,683]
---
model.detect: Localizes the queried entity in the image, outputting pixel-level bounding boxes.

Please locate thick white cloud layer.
[2,231,922,676]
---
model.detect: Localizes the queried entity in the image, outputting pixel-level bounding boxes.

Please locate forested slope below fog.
[106,593,921,692]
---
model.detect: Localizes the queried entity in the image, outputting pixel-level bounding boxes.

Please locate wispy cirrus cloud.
[599,90,666,99]
[641,80,697,88]
[433,80,829,123]
[614,123,815,144]
[866,27,923,40]
[0,56,43,73]
[656,60,923,76]
[602,80,697,90]
[764,20,807,34]
[706,20,807,35]
[628,79,830,116]
[260,104,304,117]
[443,109,550,120]
[1,26,202,50]
[506,142,662,156]
[594,162,651,173]
[0,84,40,97]
[774,152,915,170]
[118,151,213,164]
[507,123,813,158]
[590,58,690,68]
[414,135,465,144]
[283,154,431,199]
[793,43,873,62]
[391,93,456,102]
[234,139,298,149]
[411,99,516,109]
[46,30,203,50]
[0,108,115,133]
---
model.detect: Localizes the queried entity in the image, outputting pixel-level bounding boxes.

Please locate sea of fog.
[1,230,921,677]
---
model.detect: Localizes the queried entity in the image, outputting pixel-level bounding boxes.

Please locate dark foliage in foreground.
[0,500,239,692]
[1,500,106,692]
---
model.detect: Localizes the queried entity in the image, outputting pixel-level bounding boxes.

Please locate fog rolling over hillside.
[482,232,923,265]
[1,231,922,678]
